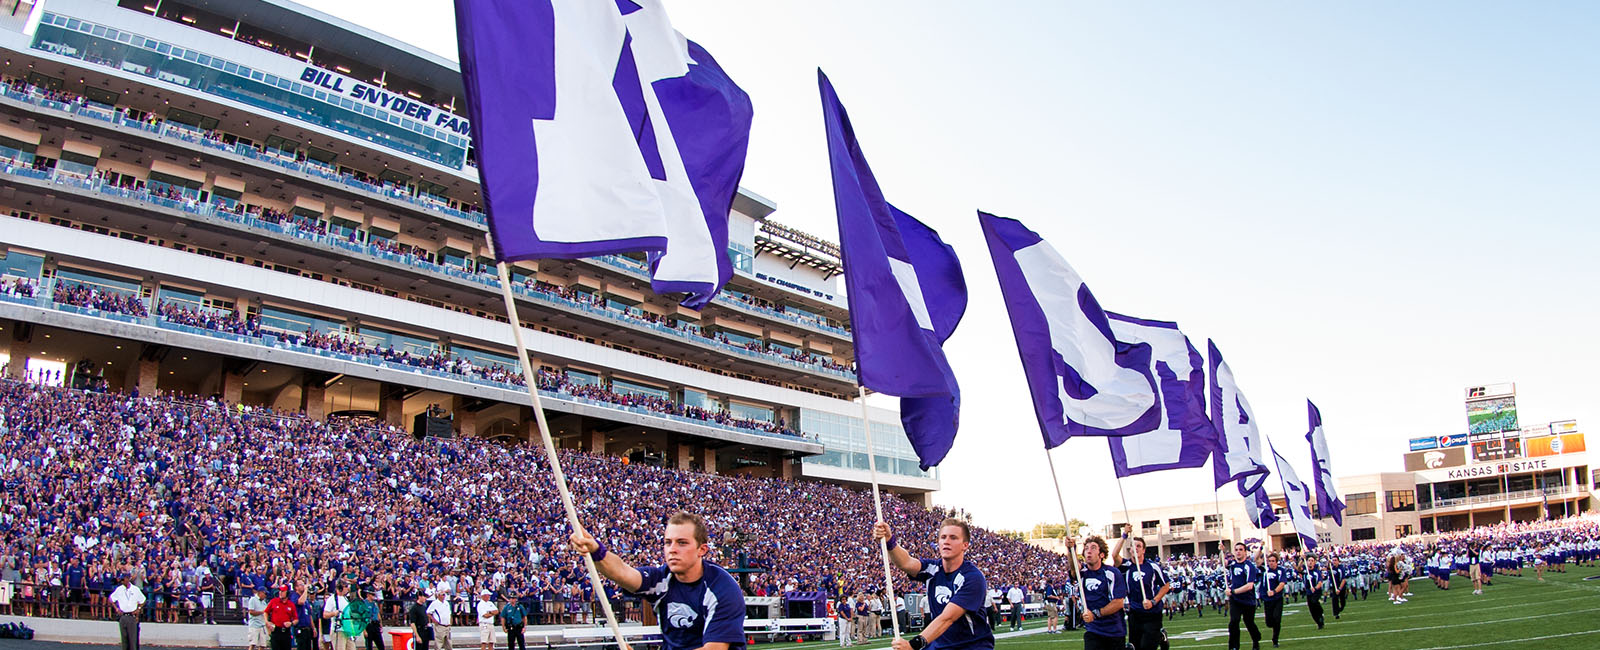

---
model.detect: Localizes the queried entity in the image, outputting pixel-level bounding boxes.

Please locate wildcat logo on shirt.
[1084,577,1103,591]
[934,585,953,605]
[666,602,698,628]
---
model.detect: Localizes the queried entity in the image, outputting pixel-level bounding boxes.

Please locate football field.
[831,568,1600,650]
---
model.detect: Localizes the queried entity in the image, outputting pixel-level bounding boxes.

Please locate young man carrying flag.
[569,512,746,650]
[871,519,992,650]
[1066,535,1127,650]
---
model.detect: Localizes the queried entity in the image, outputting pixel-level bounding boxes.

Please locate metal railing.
[0,165,856,382]
[0,84,486,227]
[1,83,853,342]
[1422,486,1574,511]
[0,283,818,444]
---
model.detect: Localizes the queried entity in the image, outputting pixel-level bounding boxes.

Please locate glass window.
[259,306,343,335]
[0,251,45,279]
[682,389,711,411]
[1351,528,1377,541]
[719,330,761,347]
[453,346,518,372]
[612,379,667,400]
[1346,492,1377,516]
[1385,490,1416,512]
[728,402,773,423]
[158,286,205,310]
[566,369,600,388]
[54,268,140,295]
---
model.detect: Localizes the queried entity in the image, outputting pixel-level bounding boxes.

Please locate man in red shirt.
[267,585,301,650]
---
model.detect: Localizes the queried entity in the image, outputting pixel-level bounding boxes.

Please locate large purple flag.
[821,71,965,469]
[1242,478,1279,530]
[455,0,752,309]
[981,212,1160,448]
[1208,340,1270,492]
[1105,314,1217,477]
[1306,400,1346,525]
[1270,443,1320,549]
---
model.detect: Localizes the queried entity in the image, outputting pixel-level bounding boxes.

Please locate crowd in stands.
[49,283,148,317]
[157,302,263,338]
[151,302,803,438]
[1,74,484,222]
[0,278,37,299]
[0,380,1069,627]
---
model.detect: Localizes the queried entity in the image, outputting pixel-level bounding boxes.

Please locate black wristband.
[590,540,607,563]
[908,635,927,650]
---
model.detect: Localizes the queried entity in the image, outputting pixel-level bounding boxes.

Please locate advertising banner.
[1525,433,1586,458]
[1410,436,1439,451]
[1404,447,1467,471]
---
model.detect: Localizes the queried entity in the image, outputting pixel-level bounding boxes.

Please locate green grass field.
[828,567,1600,650]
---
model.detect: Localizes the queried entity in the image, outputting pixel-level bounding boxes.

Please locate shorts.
[479,624,496,644]
[1469,565,1481,580]
[1044,603,1059,617]
[249,627,270,647]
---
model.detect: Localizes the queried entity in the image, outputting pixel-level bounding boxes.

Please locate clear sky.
[298,1,1600,532]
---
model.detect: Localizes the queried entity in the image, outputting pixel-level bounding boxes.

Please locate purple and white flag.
[1105,315,1217,477]
[455,0,752,309]
[821,71,966,469]
[1242,478,1279,530]
[1270,444,1320,549]
[1208,340,1270,492]
[1306,400,1346,525]
[980,212,1160,448]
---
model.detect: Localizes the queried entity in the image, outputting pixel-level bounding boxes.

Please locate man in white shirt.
[476,590,498,650]
[322,583,354,650]
[1006,585,1025,631]
[247,587,270,650]
[427,588,454,650]
[111,573,146,650]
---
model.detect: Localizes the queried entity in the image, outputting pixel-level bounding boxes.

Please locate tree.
[1066,518,1090,538]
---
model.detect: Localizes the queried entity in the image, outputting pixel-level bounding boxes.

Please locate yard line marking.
[1411,629,1600,650]
[1171,606,1600,647]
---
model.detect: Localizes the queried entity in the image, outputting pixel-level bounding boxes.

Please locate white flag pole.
[1044,446,1091,623]
[858,386,903,639]
[1114,477,1133,537]
[489,238,630,650]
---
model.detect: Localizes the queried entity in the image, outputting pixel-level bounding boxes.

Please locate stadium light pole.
[490,236,631,650]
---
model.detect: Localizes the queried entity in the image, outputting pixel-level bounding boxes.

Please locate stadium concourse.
[0,379,1075,629]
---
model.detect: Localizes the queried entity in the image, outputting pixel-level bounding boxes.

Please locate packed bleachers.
[0,380,1074,626]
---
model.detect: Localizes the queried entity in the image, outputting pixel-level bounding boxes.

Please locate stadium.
[0,2,1597,650]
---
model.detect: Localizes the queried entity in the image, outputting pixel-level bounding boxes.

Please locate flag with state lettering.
[455,0,752,308]
[1105,314,1217,477]
[1271,443,1319,549]
[981,212,1160,448]
[1209,340,1270,493]
[1306,400,1346,526]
